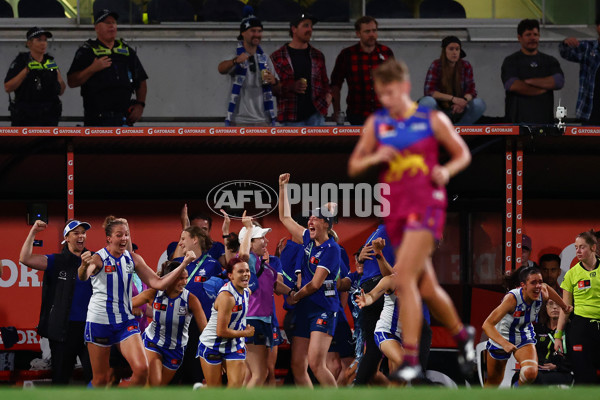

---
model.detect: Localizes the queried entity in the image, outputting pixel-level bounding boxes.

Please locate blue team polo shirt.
[178,254,223,318]
[298,229,341,312]
[46,253,92,322]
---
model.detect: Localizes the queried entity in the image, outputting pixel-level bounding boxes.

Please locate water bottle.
[336,111,346,126]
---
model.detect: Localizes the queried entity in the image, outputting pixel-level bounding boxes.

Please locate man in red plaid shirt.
[330,16,394,126]
[270,13,332,126]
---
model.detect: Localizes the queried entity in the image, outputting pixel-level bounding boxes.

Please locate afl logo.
[206,180,278,220]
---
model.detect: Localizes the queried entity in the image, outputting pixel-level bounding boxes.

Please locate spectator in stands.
[501,19,564,124]
[419,35,486,124]
[539,253,562,294]
[330,16,394,126]
[4,27,65,126]
[271,13,332,126]
[218,6,280,126]
[67,9,148,126]
[559,17,600,125]
[555,230,600,384]
[19,219,93,385]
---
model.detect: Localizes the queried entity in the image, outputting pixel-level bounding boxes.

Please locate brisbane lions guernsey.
[374,105,447,218]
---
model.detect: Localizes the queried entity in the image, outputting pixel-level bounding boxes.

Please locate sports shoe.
[389,363,423,384]
[456,325,476,378]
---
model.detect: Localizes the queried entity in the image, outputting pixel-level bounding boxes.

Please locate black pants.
[347,113,367,126]
[568,315,600,384]
[355,275,385,384]
[84,111,127,127]
[48,321,92,385]
[170,317,204,385]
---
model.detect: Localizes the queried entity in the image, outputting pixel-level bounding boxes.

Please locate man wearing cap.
[270,13,332,126]
[218,7,280,126]
[501,19,564,124]
[19,219,93,385]
[521,234,537,267]
[67,9,148,126]
[330,16,394,126]
[4,27,65,126]
[419,35,485,124]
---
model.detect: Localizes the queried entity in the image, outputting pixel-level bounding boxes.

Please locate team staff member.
[67,9,148,126]
[279,174,341,387]
[19,220,92,384]
[4,27,65,126]
[555,230,600,384]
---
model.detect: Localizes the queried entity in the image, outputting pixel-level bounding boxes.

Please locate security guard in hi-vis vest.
[4,27,66,126]
[67,9,148,126]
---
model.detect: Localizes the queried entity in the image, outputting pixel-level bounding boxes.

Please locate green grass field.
[0,387,598,400]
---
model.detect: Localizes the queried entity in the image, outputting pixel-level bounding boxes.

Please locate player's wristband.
[554,330,563,339]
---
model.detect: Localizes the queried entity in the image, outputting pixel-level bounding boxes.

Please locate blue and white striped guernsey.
[489,287,542,348]
[144,289,192,349]
[199,281,249,354]
[375,293,402,338]
[87,248,136,325]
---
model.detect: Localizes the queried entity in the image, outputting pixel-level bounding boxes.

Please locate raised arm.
[134,250,195,290]
[482,294,518,354]
[238,211,253,263]
[278,173,305,243]
[78,251,102,281]
[371,238,393,276]
[542,283,572,313]
[19,220,49,271]
[355,275,395,308]
[131,288,157,308]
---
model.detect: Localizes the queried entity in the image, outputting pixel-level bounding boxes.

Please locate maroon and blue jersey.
[374,104,447,220]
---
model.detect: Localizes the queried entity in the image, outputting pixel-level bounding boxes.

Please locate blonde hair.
[372,59,410,85]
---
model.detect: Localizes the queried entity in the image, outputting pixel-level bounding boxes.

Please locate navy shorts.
[293,300,337,338]
[374,331,402,350]
[84,319,140,347]
[329,317,354,358]
[196,342,246,365]
[143,337,184,370]
[246,319,274,347]
[486,339,536,360]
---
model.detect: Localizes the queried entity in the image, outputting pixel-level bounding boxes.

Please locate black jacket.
[37,246,88,341]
